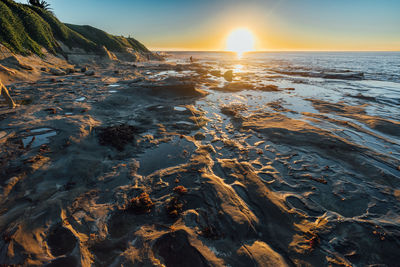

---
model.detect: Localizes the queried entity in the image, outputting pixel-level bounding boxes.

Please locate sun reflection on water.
[234,64,244,73]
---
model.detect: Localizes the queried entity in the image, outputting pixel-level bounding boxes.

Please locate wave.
[272,69,365,80]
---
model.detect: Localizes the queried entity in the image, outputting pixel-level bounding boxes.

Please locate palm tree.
[27,0,51,10]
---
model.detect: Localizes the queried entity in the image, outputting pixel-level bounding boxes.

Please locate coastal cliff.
[0,0,158,70]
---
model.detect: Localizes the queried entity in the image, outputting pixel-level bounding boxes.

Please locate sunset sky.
[17,0,400,51]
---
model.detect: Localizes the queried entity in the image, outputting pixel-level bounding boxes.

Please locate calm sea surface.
[168,51,400,83]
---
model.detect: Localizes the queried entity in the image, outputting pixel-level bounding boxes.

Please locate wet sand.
[1,58,400,266]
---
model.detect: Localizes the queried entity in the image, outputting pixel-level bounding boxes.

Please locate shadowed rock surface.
[0,53,399,266]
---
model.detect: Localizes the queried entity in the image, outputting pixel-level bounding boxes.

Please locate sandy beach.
[1,51,400,266]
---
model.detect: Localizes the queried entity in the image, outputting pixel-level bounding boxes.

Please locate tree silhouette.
[27,0,51,10]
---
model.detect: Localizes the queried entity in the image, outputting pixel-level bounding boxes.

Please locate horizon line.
[151,49,400,53]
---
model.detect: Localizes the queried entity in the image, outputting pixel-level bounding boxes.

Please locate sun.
[226,28,255,58]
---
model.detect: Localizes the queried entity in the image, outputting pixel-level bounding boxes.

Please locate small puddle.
[108,84,120,87]
[31,128,52,133]
[75,97,86,102]
[174,106,187,112]
[136,137,195,176]
[109,90,118,93]
[148,70,195,81]
[175,121,195,126]
[23,128,57,148]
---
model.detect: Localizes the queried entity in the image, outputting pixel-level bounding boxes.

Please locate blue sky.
[16,0,400,51]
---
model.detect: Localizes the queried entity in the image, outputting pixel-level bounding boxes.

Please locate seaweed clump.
[97,124,138,151]
[173,185,187,195]
[166,186,188,218]
[200,226,221,240]
[307,232,320,251]
[128,193,155,214]
[166,196,184,218]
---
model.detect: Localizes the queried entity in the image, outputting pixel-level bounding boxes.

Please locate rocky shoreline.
[1,56,400,266]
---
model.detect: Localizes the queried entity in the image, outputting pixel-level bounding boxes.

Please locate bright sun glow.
[226,28,255,58]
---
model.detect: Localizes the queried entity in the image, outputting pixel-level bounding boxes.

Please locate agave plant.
[27,0,51,10]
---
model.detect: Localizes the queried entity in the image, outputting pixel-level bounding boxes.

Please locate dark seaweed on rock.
[173,185,188,195]
[166,196,185,218]
[97,124,138,151]
[200,225,221,240]
[127,192,155,214]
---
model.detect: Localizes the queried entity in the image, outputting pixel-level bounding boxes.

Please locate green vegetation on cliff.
[0,0,55,55]
[65,24,149,53]
[0,0,150,56]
